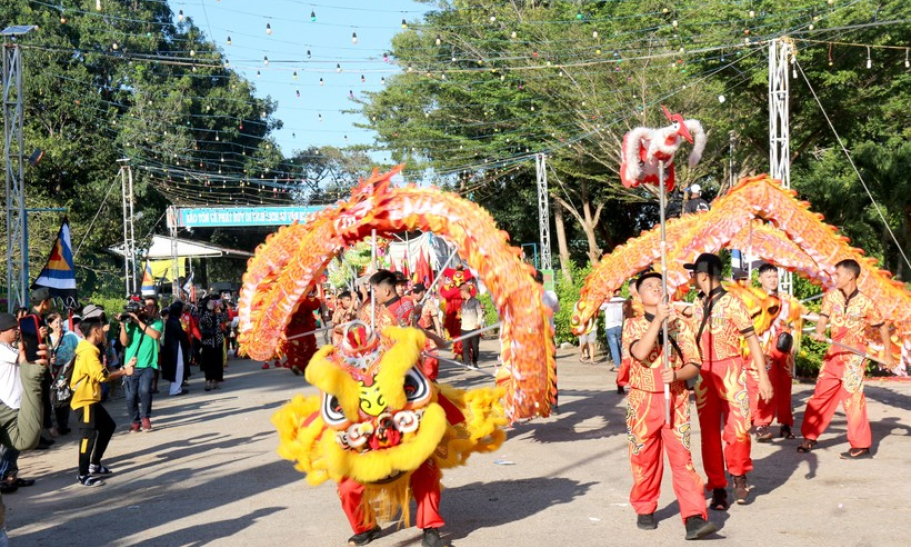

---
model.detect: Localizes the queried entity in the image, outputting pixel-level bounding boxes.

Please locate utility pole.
[119,159,137,297]
[769,38,794,294]
[535,153,552,271]
[3,26,36,312]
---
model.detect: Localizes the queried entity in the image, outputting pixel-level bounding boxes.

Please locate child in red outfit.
[622,272,718,540]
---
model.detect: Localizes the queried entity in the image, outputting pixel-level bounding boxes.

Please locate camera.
[119,301,144,322]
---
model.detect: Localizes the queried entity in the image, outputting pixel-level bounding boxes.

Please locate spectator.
[72,317,135,487]
[29,287,55,450]
[119,296,162,432]
[199,299,224,391]
[46,312,78,436]
[412,284,443,337]
[459,284,484,368]
[0,312,48,539]
[683,184,711,214]
[601,289,626,370]
[575,302,598,363]
[161,301,190,397]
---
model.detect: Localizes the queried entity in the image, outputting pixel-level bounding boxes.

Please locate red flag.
[415,248,433,286]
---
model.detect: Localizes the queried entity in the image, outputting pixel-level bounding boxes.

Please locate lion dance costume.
[439,265,475,356]
[237,166,556,545]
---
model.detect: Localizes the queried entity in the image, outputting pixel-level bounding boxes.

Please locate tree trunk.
[553,202,573,283]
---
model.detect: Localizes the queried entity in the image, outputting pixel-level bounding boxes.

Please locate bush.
[553,261,593,345]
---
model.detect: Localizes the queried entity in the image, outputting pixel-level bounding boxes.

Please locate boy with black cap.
[622,272,717,539]
[684,253,772,509]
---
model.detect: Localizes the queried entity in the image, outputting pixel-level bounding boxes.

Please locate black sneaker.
[77,474,104,487]
[637,513,657,530]
[709,488,729,511]
[347,526,380,546]
[732,475,750,504]
[685,516,718,540]
[421,528,451,547]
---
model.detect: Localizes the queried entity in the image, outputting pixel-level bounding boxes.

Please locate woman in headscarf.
[198,298,225,391]
[161,301,190,396]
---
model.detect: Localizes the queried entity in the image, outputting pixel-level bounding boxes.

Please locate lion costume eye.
[321,393,351,430]
[403,367,431,409]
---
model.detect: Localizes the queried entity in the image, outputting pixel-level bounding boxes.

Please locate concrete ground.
[6,339,911,547]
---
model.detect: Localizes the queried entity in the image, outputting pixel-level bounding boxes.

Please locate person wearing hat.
[119,295,162,432]
[0,312,49,526]
[684,253,771,509]
[683,184,711,214]
[621,272,718,539]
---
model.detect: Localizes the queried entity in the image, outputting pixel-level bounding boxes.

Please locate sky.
[169,0,431,161]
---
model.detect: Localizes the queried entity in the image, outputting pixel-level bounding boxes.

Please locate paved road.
[7,340,911,546]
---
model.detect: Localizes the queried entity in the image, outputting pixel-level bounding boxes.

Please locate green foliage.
[552,261,592,345]
[477,292,499,328]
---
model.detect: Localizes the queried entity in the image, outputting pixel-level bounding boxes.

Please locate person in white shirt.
[601,289,626,370]
[459,284,485,368]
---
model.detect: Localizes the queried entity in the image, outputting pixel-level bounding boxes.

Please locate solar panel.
[0,26,37,36]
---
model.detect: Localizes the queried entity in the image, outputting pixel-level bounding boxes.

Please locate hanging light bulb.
[401,19,408,29]
[227,35,232,46]
[224,59,230,68]
[318,114,323,122]
[905,50,909,68]
[266,23,272,35]
[490,15,496,22]
[381,77,386,85]
[319,77,324,86]
[293,71,298,79]
[360,74,366,83]
[96,0,102,11]
[60,13,67,24]
[349,90,355,99]
[511,31,517,39]
[310,10,317,22]
[296,90,300,98]
[436,35,442,46]
[749,10,755,18]
[178,10,184,22]
[672,20,678,28]
[307,50,312,59]
[336,63,342,73]
[190,49,196,57]
[264,56,269,66]
[352,32,358,44]
[112,41,119,50]
[383,52,389,62]
[256,70,261,78]
[576,11,584,20]
[592,30,599,39]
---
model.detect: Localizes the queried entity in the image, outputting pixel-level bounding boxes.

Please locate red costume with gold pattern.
[439,265,475,355]
[751,291,801,429]
[801,289,883,448]
[281,294,322,373]
[692,288,754,490]
[622,314,707,522]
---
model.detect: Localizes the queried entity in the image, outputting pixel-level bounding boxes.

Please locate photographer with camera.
[118,296,162,432]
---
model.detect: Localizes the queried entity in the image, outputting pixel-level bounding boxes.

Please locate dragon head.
[662,104,694,143]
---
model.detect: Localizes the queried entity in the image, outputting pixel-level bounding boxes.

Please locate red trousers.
[746,354,793,427]
[627,387,707,522]
[617,358,630,388]
[695,356,752,489]
[338,461,445,534]
[800,359,871,448]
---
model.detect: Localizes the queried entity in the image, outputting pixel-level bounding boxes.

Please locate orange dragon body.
[574,175,910,372]
[238,166,557,421]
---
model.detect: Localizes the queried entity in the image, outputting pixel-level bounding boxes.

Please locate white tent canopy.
[108,235,253,259]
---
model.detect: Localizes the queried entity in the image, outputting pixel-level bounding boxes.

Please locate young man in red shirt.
[798,259,894,459]
[686,253,772,509]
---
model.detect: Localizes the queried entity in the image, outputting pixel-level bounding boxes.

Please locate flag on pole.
[141,261,156,295]
[182,273,194,297]
[32,217,78,309]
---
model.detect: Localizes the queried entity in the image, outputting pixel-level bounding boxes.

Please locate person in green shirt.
[118,296,162,432]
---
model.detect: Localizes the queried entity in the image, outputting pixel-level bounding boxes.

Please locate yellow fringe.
[374,326,426,411]
[305,346,361,422]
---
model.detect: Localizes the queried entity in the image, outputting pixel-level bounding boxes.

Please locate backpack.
[50,357,77,408]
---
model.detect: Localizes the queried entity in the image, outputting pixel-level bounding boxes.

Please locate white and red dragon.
[621,106,706,192]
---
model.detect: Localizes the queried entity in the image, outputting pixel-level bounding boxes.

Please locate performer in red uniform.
[686,253,772,509]
[439,265,474,356]
[798,259,894,459]
[623,272,717,540]
[281,290,322,375]
[752,264,801,441]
